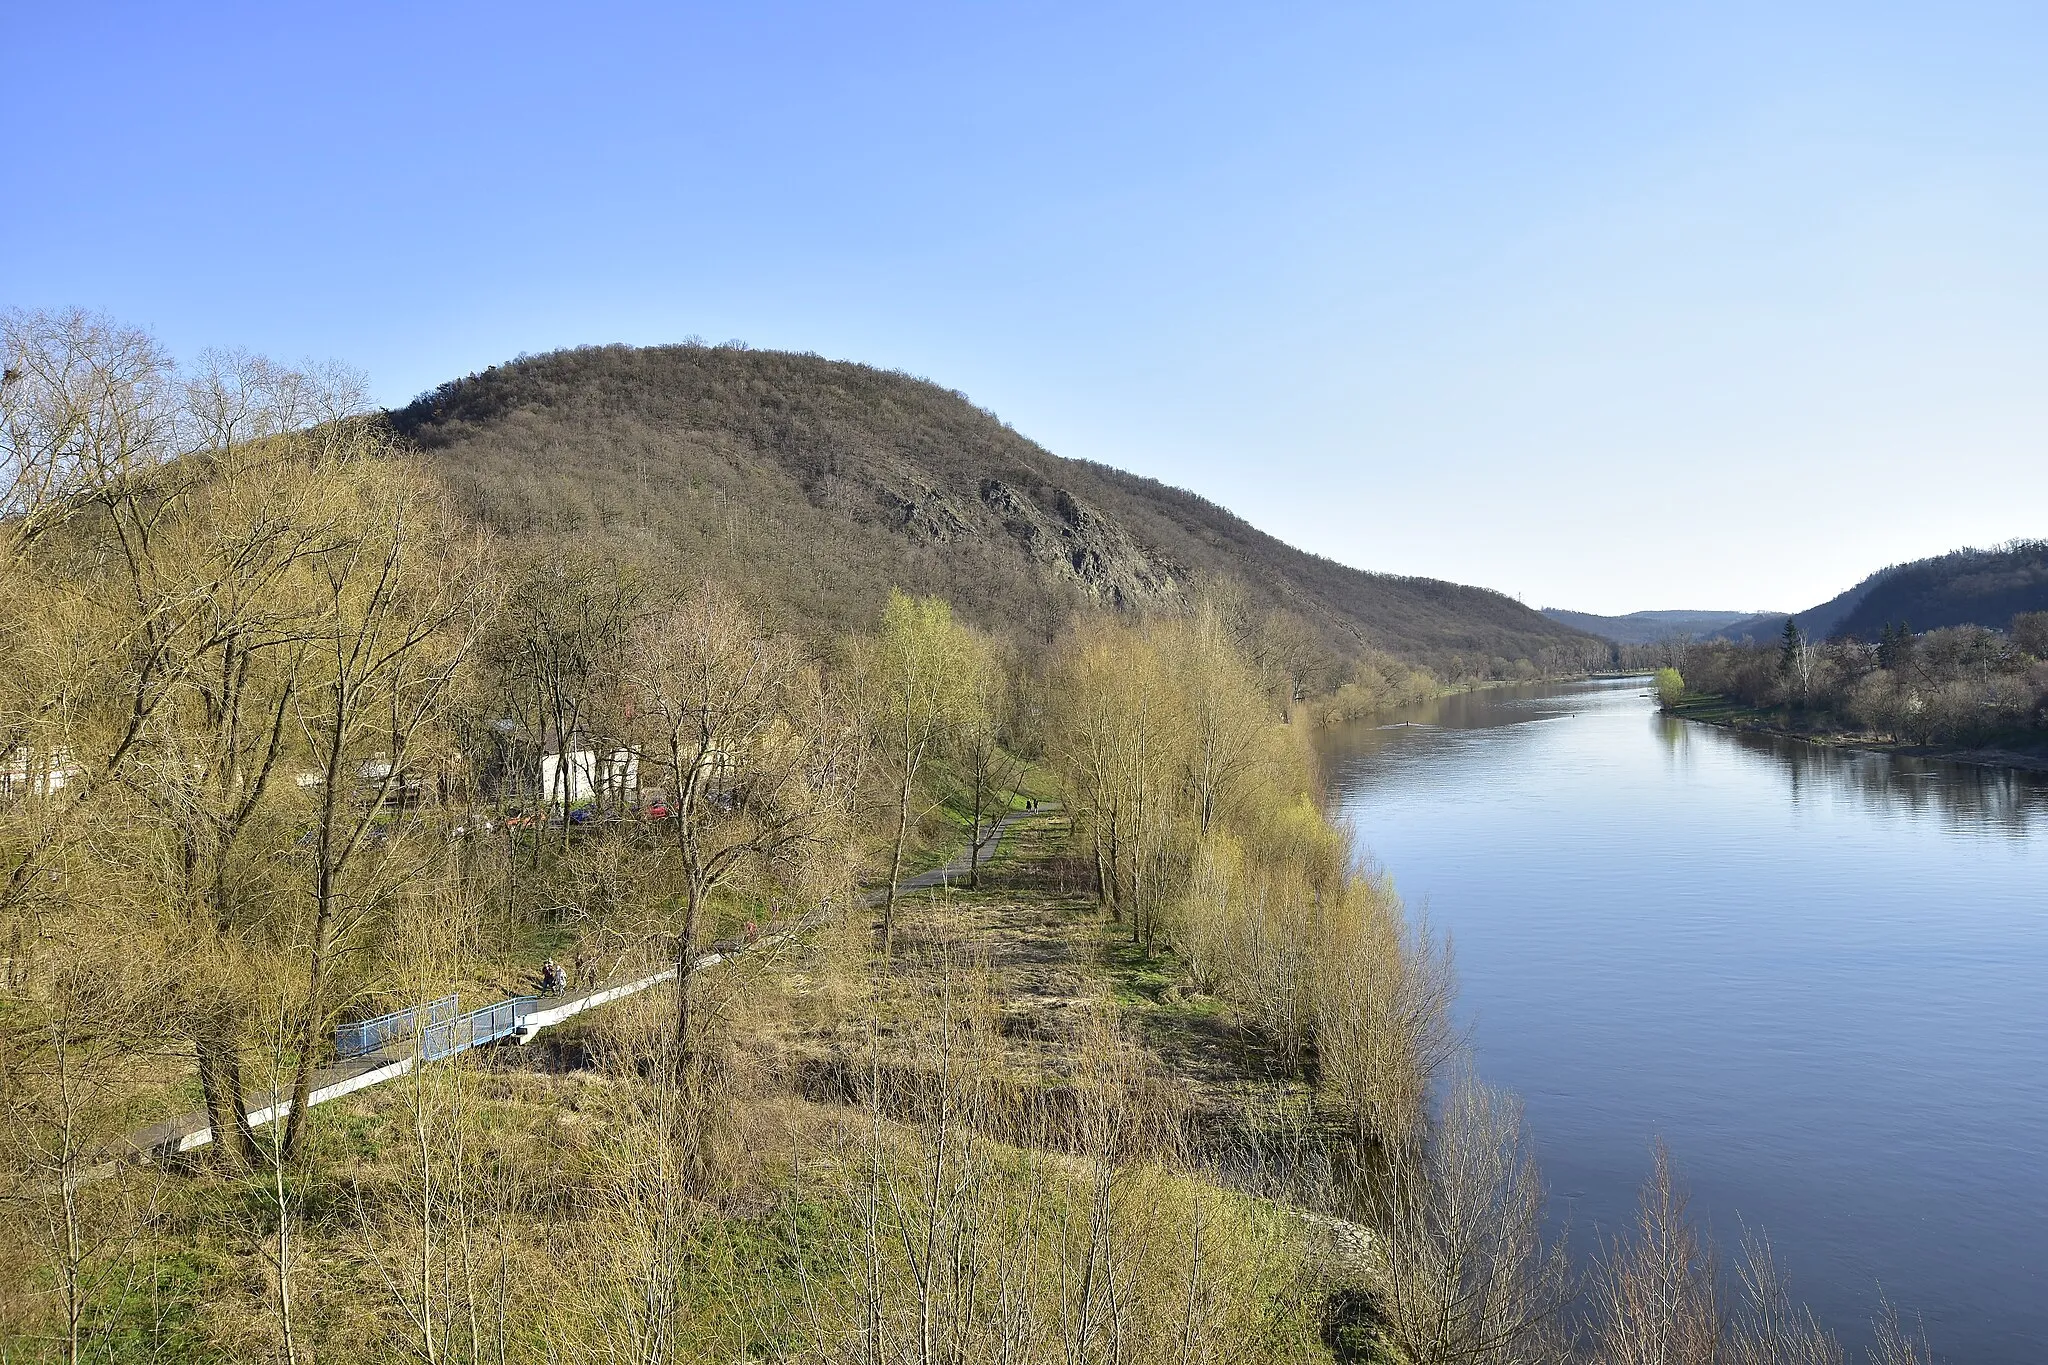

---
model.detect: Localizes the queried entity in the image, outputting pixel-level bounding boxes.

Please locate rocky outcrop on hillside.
[975,478,1185,608]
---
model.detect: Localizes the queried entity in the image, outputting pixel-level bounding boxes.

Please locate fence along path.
[120,809,1032,1162]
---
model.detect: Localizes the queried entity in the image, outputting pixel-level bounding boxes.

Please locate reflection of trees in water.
[1320,704,1554,798]
[1721,729,2048,835]
[1652,713,1692,760]
[1324,678,2048,834]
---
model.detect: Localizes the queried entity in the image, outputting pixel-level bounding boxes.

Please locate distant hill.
[1578,541,2048,649]
[391,344,1599,675]
[1813,541,2048,640]
[1696,612,1795,644]
[1540,608,1784,645]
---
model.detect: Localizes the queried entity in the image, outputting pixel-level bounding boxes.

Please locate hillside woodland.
[392,343,1604,682]
[1,312,1929,1364]
[1817,540,2048,641]
[1558,543,2048,653]
[1640,542,2048,649]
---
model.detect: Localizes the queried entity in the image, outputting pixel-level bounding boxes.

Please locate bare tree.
[143,445,352,1170]
[1045,623,1134,917]
[1165,604,1269,837]
[1316,887,1458,1156]
[1725,1228,1842,1365]
[482,549,638,844]
[2,319,393,1171]
[628,581,851,1091]
[953,639,1022,889]
[0,308,182,556]
[1365,1071,1573,1365]
[281,451,489,1158]
[1866,1294,1933,1365]
[1587,1142,1721,1365]
[0,942,167,1365]
[0,309,190,917]
[865,592,976,955]
[1045,620,1187,945]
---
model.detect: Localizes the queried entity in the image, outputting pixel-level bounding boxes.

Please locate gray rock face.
[977,478,1185,608]
[878,482,971,543]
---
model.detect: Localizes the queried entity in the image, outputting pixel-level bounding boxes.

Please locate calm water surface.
[1318,677,2048,1362]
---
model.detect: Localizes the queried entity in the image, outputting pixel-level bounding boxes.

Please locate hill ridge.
[1544,539,2048,647]
[393,342,1601,677]
[1783,539,2045,640]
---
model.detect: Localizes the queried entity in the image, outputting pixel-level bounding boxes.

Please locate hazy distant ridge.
[1549,539,2048,646]
[1539,608,1783,645]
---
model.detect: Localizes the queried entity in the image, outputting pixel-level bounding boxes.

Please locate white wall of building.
[538,748,638,808]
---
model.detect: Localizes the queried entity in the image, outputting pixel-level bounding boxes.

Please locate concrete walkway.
[119,1050,422,1161]
[121,807,1040,1161]
[877,806,1024,901]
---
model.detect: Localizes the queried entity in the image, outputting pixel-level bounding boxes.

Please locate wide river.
[1318,677,2047,1362]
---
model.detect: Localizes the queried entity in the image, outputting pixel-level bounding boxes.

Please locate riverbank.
[1667,692,2048,773]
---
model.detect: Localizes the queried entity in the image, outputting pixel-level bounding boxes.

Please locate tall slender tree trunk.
[1131,776,1146,948]
[283,740,347,1160]
[673,877,702,1091]
[885,775,911,959]
[1091,822,1110,911]
[1105,808,1124,916]
[281,875,336,1159]
[967,780,985,890]
[197,1031,256,1169]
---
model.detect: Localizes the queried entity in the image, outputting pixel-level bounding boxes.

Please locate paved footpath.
[879,807,1026,901]
[118,808,1042,1162]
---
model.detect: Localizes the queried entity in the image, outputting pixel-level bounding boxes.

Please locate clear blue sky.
[10,2,2046,614]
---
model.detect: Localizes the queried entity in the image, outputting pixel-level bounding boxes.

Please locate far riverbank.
[1667,692,2048,774]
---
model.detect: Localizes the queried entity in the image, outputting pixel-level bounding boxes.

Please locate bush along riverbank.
[1667,691,2048,772]
[1655,615,2048,773]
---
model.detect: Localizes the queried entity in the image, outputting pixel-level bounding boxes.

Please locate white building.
[0,747,80,802]
[539,746,639,809]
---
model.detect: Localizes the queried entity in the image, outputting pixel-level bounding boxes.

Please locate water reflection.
[1649,711,1696,777]
[1325,677,2048,835]
[1712,726,2048,836]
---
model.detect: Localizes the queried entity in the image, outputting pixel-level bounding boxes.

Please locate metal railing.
[420,996,537,1062]
[336,995,459,1060]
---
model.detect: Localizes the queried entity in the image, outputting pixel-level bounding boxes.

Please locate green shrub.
[1654,667,1685,708]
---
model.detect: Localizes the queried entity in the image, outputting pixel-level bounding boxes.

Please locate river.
[1317,676,2048,1362]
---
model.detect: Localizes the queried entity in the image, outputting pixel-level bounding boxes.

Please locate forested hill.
[391,343,1597,674]
[1798,541,2048,640]
[1547,542,2048,646]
